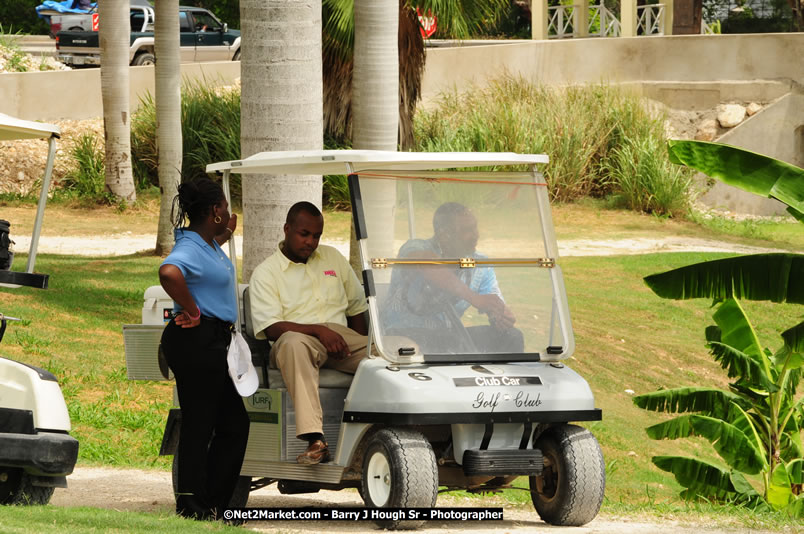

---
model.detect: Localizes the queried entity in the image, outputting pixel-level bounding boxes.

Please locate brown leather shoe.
[297,439,330,465]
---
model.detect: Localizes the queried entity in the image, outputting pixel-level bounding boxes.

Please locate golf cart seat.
[242,287,354,390]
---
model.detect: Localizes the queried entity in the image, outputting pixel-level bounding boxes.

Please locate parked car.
[56,5,240,67]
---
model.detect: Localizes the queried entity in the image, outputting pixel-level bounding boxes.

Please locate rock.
[627,451,638,457]
[694,118,718,141]
[717,104,746,128]
[746,102,762,116]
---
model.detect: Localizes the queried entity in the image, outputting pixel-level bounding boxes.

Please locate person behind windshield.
[158,178,248,521]
[248,201,369,465]
[382,202,524,354]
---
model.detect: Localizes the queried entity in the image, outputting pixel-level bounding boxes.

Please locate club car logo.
[454,376,542,387]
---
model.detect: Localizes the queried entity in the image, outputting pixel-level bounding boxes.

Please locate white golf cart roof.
[0,113,60,141]
[0,114,61,289]
[206,150,548,175]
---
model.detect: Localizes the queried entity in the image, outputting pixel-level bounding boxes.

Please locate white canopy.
[0,113,60,142]
[0,114,60,288]
[206,150,548,175]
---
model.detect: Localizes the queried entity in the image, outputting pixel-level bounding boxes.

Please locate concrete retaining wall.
[2,33,803,121]
[0,61,240,121]
[420,33,804,106]
[697,92,804,216]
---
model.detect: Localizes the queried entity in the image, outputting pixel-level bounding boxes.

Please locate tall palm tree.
[99,0,136,202]
[154,0,182,255]
[348,0,399,270]
[239,0,324,279]
[323,0,509,148]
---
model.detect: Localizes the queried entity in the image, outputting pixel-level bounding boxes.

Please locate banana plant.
[635,140,804,515]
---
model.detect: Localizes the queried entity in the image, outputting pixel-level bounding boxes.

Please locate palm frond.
[644,254,804,304]
[667,140,804,214]
[633,387,747,419]
[652,455,737,499]
[712,299,764,357]
[708,342,778,392]
[782,320,804,355]
[646,415,765,474]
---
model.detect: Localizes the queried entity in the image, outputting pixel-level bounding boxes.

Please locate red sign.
[91,13,99,32]
[416,7,437,39]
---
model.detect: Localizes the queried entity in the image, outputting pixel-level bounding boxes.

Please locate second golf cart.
[124,150,604,528]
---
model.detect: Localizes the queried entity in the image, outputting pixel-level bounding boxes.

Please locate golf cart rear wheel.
[530,424,605,526]
[361,428,438,530]
[171,448,251,509]
[0,467,55,505]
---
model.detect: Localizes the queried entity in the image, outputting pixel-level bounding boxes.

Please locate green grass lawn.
[1,203,801,528]
[1,506,240,534]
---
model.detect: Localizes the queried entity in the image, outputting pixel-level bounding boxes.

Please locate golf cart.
[0,113,79,505]
[124,150,604,527]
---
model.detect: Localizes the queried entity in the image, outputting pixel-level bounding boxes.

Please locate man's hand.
[488,305,516,331]
[315,325,350,359]
[471,294,506,317]
[472,294,516,331]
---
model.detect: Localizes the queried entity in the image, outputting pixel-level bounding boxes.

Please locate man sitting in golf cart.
[381,202,523,355]
[248,202,369,465]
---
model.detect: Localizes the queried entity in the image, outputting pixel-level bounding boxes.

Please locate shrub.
[57,133,113,204]
[131,81,349,209]
[413,76,693,216]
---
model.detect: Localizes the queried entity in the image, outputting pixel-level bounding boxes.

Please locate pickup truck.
[56,5,240,67]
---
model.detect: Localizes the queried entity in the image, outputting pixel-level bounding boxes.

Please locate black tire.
[0,467,55,505]
[361,428,438,530]
[132,52,155,66]
[530,424,605,526]
[171,448,251,510]
[232,49,240,61]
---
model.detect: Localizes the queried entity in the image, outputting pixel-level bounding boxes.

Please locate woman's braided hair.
[170,177,225,229]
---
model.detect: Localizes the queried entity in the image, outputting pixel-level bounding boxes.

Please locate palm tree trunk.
[240,0,323,280]
[349,0,399,272]
[99,0,136,202]
[154,0,182,255]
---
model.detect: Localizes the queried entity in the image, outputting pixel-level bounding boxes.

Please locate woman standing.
[158,177,249,520]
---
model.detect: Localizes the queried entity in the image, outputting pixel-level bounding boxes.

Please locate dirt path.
[13,234,787,258]
[49,466,783,533]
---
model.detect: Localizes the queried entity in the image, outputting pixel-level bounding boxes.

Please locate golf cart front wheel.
[0,467,55,505]
[530,424,605,526]
[361,428,438,530]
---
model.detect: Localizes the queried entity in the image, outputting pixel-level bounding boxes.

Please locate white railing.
[548,5,578,39]
[588,4,621,37]
[637,4,665,35]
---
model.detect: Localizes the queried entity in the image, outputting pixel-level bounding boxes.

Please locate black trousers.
[161,318,250,518]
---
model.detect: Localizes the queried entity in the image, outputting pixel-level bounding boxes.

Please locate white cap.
[227,332,259,397]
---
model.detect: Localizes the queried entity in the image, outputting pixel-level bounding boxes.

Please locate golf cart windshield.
[354,170,573,364]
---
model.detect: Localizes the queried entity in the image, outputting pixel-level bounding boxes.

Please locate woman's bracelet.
[224,227,233,234]
[186,307,201,321]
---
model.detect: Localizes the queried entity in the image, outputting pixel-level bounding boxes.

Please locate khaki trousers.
[269,323,368,438]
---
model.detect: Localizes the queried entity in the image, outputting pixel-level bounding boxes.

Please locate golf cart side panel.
[343,359,597,418]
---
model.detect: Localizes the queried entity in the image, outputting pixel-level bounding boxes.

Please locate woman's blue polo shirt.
[161,229,237,323]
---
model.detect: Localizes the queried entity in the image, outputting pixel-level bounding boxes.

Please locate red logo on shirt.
[324,270,337,277]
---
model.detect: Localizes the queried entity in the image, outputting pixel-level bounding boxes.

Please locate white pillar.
[664,0,674,35]
[575,0,590,37]
[620,0,638,37]
[532,0,549,40]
